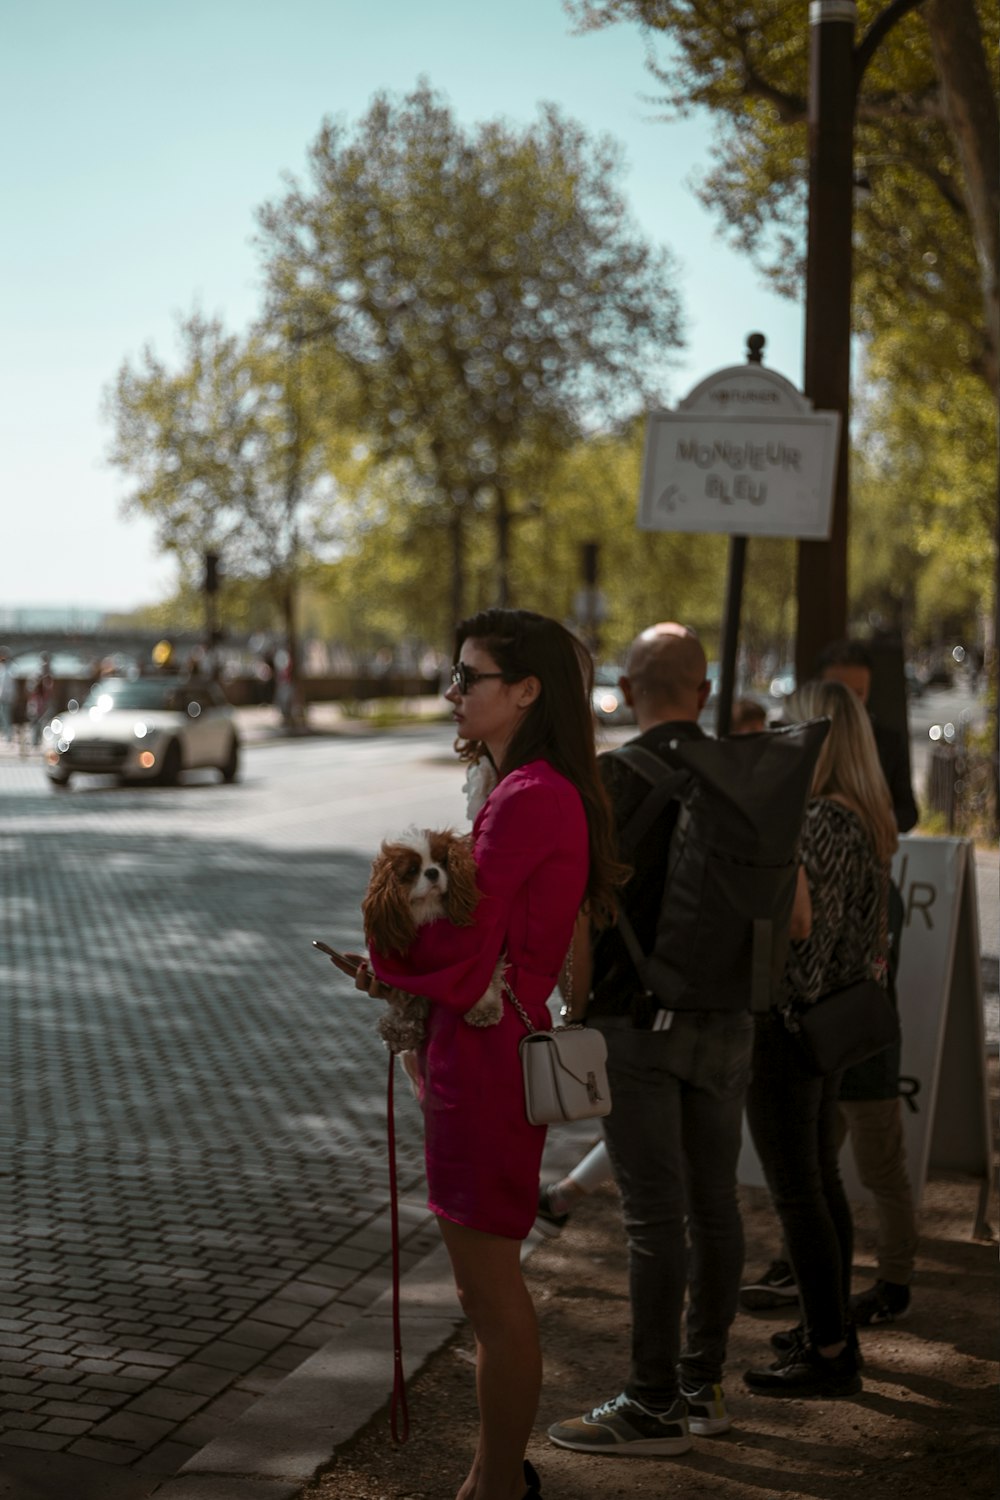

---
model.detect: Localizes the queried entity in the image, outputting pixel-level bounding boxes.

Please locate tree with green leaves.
[852,335,997,644]
[567,0,998,686]
[567,1,997,390]
[104,312,342,714]
[255,82,684,621]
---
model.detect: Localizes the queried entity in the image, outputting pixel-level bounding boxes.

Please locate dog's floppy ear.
[444,837,480,927]
[362,847,417,955]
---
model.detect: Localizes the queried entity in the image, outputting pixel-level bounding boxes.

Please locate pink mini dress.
[371,759,589,1239]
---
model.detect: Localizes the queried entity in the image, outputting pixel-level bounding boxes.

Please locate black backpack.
[609,718,830,1014]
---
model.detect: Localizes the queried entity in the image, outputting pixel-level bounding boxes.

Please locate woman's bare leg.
[438,1217,540,1500]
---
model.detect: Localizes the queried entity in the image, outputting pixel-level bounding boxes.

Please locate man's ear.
[619,675,634,707]
[696,678,712,711]
[516,675,542,709]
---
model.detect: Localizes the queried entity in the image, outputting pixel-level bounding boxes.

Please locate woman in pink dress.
[354,609,621,1500]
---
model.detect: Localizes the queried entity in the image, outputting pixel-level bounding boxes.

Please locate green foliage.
[255,82,684,616]
[304,417,800,665]
[567,2,997,376]
[567,0,998,654]
[104,311,366,679]
[106,315,326,583]
[851,336,997,642]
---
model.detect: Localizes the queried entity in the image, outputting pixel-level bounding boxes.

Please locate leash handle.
[387,1052,410,1443]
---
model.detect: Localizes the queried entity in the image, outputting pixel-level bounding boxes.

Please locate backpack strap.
[608,744,690,859]
[604,744,691,1002]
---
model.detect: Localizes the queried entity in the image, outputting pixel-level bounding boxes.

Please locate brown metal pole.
[716,535,746,737]
[796,0,857,684]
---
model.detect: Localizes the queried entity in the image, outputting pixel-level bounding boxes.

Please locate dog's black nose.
[425,866,440,882]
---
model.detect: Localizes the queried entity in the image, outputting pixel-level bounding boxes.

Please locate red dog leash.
[387,1052,410,1443]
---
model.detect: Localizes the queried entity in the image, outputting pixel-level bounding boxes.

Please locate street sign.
[638,362,841,540]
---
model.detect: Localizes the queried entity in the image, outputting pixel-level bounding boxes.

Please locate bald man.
[549,624,753,1459]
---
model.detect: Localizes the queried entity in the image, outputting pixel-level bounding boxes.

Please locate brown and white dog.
[362,828,503,1053]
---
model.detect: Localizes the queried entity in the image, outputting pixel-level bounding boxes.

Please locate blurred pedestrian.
[536,1140,611,1233]
[729,698,767,735]
[0,651,16,742]
[27,653,55,747]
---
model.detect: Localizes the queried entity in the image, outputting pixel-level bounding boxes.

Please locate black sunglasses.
[450,663,505,694]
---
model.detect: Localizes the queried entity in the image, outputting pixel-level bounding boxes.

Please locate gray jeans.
[593,1009,753,1405]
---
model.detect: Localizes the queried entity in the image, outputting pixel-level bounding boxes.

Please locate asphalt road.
[0,727,471,1480]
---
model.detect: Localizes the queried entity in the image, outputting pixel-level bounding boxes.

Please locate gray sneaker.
[679,1381,732,1436]
[548,1392,691,1455]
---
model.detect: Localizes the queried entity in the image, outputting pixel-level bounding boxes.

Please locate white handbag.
[504,980,611,1126]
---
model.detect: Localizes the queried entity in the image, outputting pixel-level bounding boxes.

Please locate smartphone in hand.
[312,940,363,978]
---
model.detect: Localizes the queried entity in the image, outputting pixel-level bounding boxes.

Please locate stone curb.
[148,1127,596,1499]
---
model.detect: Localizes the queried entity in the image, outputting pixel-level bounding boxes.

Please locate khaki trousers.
[836,1098,918,1285]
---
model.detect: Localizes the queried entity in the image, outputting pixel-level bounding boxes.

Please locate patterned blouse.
[783,797,889,1008]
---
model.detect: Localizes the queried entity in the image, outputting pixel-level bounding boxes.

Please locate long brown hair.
[792,679,899,863]
[454,608,624,925]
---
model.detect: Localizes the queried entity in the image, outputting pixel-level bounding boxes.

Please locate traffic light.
[205,551,220,595]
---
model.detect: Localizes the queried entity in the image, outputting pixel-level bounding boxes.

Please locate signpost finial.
[746,332,766,365]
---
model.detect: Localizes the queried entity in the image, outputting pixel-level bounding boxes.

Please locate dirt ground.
[298,1163,998,1500]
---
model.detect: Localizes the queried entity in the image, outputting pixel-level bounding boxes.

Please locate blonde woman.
[744,678,898,1400]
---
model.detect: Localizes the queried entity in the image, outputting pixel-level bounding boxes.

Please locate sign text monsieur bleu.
[638,365,841,541]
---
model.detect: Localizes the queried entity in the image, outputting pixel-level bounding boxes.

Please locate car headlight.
[596,693,620,716]
[133,722,148,738]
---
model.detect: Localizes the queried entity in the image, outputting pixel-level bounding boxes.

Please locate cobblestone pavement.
[0,730,468,1479]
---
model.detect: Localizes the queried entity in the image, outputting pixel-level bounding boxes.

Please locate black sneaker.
[769,1323,805,1355]
[851,1280,911,1325]
[770,1323,864,1370]
[739,1259,798,1310]
[744,1341,862,1399]
[535,1183,569,1234]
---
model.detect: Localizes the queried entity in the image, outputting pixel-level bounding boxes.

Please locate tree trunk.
[449,506,465,632]
[925,0,1000,395]
[924,0,1000,838]
[796,4,855,680]
[495,484,511,609]
[281,575,305,730]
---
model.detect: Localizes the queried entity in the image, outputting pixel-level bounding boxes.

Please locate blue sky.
[1,0,802,612]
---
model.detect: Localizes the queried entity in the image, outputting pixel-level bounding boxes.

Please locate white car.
[591,666,634,726]
[43,676,240,789]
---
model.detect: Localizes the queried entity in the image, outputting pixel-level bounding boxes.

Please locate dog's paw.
[463,996,503,1028]
[398,1050,423,1100]
[377,1006,427,1053]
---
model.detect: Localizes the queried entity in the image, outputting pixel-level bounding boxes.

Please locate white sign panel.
[638,363,841,540]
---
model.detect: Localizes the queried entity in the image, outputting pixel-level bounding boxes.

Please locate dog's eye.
[406,862,421,881]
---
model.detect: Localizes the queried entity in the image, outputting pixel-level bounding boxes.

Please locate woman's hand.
[347,953,393,1001]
